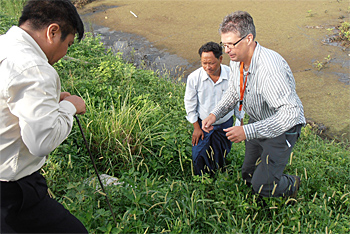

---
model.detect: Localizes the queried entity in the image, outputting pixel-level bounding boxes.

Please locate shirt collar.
[201,64,228,82]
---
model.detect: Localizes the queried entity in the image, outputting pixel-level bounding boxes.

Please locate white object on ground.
[130,11,138,18]
[86,174,124,190]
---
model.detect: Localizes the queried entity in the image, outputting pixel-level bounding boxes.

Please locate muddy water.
[78,0,350,141]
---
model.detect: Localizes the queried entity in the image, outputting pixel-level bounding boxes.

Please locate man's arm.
[8,66,84,157]
[184,73,199,125]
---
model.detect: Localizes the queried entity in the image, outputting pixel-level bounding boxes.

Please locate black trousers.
[242,122,302,197]
[192,117,233,176]
[1,171,88,233]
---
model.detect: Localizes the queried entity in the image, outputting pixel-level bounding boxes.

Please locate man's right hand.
[202,113,216,133]
[63,95,86,115]
[192,127,204,146]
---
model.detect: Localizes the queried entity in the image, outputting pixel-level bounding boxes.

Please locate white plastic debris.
[130,11,138,18]
[86,174,123,190]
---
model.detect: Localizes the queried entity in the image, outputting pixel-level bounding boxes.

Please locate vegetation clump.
[336,21,350,47]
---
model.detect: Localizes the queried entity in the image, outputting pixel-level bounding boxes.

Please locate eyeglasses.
[220,34,247,50]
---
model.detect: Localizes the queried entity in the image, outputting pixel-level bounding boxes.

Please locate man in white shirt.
[184,42,244,176]
[0,0,87,232]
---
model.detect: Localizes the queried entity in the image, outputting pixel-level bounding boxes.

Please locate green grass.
[0,0,25,18]
[1,3,350,233]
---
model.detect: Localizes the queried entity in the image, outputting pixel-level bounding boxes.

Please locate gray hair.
[219,11,256,39]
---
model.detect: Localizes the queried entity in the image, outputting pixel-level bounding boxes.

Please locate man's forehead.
[221,32,239,38]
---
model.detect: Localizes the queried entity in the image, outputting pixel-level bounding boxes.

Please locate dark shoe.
[289,175,300,198]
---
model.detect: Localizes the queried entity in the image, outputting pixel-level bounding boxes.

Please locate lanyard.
[239,62,248,111]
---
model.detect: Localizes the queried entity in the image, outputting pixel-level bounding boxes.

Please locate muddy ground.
[77,0,350,142]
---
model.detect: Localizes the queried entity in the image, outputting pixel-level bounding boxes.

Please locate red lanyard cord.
[239,62,248,111]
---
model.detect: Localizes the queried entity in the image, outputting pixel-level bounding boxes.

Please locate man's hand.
[63,95,86,115]
[223,126,246,143]
[202,114,216,133]
[192,127,204,146]
[60,92,71,101]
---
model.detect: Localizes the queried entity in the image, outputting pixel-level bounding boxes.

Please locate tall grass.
[1,2,349,233]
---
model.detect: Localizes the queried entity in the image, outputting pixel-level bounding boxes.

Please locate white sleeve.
[184,73,198,124]
[7,65,76,157]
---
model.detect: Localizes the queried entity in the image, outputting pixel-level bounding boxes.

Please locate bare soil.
[78,0,350,142]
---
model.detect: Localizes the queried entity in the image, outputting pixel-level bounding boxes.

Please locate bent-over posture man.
[184,42,244,176]
[202,11,306,198]
[0,0,88,232]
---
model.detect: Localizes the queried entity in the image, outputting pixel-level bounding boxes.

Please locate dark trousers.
[1,171,88,233]
[192,117,233,176]
[242,120,302,197]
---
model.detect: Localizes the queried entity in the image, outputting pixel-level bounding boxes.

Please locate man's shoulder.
[1,26,48,68]
[7,49,48,72]
[220,64,230,78]
[187,67,205,81]
[221,64,230,69]
[189,66,204,75]
[254,43,288,74]
[258,44,285,64]
[221,64,230,71]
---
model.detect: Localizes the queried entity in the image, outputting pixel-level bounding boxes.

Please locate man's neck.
[242,41,257,71]
[209,65,221,83]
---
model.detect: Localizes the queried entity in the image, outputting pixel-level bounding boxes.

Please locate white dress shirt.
[184,64,242,126]
[0,26,77,181]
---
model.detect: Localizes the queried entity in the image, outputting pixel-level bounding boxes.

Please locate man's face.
[221,32,247,62]
[201,51,222,77]
[48,33,75,65]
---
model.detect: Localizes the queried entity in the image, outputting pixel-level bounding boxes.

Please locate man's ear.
[219,55,223,63]
[46,23,60,44]
[247,33,254,45]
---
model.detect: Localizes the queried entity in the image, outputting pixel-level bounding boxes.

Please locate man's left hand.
[223,126,246,143]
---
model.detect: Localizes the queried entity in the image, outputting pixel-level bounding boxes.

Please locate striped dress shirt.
[212,42,306,140]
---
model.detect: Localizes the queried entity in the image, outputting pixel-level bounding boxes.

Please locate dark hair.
[18,0,84,41]
[219,11,256,39]
[198,42,222,59]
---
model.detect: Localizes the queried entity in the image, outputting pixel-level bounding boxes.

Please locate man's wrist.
[193,121,201,129]
[209,113,216,119]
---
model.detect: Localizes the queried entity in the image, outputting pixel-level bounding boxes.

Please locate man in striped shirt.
[202,11,306,199]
